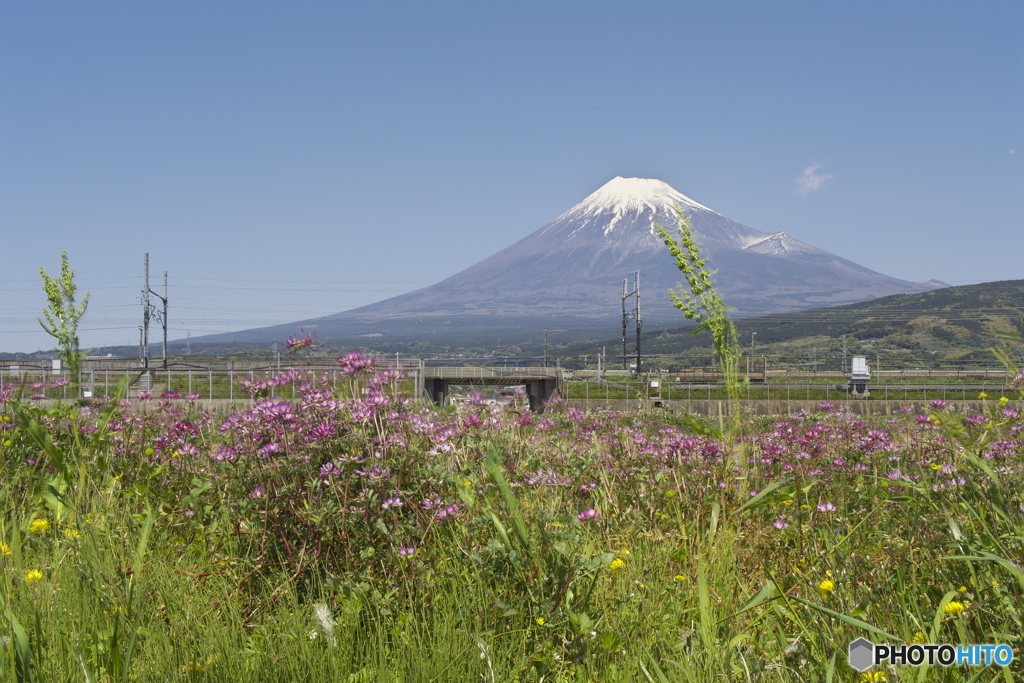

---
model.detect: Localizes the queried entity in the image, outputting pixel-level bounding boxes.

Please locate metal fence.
[0,359,414,402]
[1,358,1015,405]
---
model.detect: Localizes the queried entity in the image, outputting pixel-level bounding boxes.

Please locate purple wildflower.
[576,508,600,522]
[433,503,461,523]
[381,497,403,511]
[286,331,318,354]
[338,351,375,377]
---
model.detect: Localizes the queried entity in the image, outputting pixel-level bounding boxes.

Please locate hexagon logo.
[848,638,875,672]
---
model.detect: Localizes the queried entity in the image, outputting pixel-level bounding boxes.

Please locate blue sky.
[1,1,1021,353]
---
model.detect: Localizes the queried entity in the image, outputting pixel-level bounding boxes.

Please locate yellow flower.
[674,575,687,582]
[859,672,887,682]
[24,569,43,584]
[535,618,545,626]
[29,519,50,534]
[978,392,987,399]
[182,655,218,672]
[781,499,795,506]
[618,548,631,558]
[943,601,966,616]
[818,579,835,593]
[0,542,10,557]
[999,396,1009,404]
[609,558,626,572]
[912,632,926,644]
[64,528,81,540]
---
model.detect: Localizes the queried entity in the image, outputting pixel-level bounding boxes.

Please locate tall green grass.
[1,393,1021,680]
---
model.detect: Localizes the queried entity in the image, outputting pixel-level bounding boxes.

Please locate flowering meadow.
[0,353,1022,681]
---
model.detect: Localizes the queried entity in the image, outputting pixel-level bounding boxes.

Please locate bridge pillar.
[423,379,449,406]
[526,378,559,413]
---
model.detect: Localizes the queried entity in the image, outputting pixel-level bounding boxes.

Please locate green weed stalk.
[656,204,744,437]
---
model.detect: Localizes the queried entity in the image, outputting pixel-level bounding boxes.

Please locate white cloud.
[796,163,833,195]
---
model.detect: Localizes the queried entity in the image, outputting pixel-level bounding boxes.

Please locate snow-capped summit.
[568,176,712,217]
[550,177,714,241]
[542,176,770,254]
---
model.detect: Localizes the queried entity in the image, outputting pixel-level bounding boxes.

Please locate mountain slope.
[194,177,937,344]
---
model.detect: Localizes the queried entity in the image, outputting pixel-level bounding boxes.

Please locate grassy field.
[1,355,1021,681]
[565,379,1016,403]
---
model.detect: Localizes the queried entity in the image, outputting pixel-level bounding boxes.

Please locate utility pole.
[161,271,167,366]
[622,281,628,371]
[621,271,641,374]
[149,270,168,368]
[141,254,169,368]
[142,255,151,369]
[635,271,642,377]
[543,328,548,368]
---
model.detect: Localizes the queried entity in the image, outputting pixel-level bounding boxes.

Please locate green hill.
[570,280,1024,371]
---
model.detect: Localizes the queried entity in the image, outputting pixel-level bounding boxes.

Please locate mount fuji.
[196,177,939,344]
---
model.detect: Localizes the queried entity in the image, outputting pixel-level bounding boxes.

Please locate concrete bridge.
[418,366,565,413]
